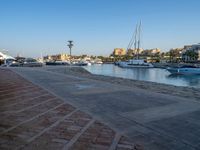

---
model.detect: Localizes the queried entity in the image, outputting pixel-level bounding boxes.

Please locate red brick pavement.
[0,68,138,150]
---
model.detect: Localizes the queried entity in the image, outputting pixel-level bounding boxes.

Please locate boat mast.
[127,23,137,51]
[137,21,141,60]
[134,23,138,50]
[127,21,141,59]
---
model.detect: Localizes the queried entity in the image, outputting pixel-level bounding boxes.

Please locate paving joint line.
[1,93,50,108]
[11,68,78,110]
[0,86,41,98]
[0,102,66,135]
[62,119,95,150]
[0,90,48,102]
[0,85,36,93]
[0,85,32,92]
[9,97,57,113]
[27,108,79,143]
[0,83,27,89]
[109,133,122,150]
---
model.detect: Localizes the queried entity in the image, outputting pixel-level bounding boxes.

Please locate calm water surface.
[84,64,200,88]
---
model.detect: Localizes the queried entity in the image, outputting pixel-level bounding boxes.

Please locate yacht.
[119,59,153,68]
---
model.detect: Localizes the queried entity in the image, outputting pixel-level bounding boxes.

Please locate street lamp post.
[67,40,73,64]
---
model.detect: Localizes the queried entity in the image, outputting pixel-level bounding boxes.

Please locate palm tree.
[184,51,198,62]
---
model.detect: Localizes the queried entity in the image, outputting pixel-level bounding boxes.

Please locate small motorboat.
[166,65,200,75]
[46,61,70,66]
[75,61,91,66]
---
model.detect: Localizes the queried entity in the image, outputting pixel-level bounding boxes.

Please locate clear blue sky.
[0,0,200,57]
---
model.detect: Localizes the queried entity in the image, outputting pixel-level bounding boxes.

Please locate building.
[150,48,161,54]
[182,43,200,62]
[183,45,192,51]
[127,48,143,56]
[43,55,52,61]
[44,53,69,61]
[112,48,126,56]
[59,54,69,60]
[141,48,161,56]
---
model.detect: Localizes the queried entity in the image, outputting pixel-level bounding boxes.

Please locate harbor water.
[84,64,200,88]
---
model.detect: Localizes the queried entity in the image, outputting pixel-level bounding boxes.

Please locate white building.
[191,43,200,60]
[182,43,200,62]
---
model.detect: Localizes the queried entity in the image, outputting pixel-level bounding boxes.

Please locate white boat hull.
[119,64,153,68]
[118,59,153,68]
[167,67,200,75]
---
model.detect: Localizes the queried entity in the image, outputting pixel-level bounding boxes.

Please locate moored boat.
[166,66,200,75]
[46,61,70,66]
[74,61,91,66]
[118,59,153,68]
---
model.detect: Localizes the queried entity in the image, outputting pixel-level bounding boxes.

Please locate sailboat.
[118,21,153,68]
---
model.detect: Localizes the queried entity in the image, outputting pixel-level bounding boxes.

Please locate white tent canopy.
[0,52,15,60]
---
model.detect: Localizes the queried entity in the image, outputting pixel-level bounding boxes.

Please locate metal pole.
[70,48,71,58]
[67,40,73,65]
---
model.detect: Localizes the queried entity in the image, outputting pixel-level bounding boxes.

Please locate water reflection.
[84,64,200,88]
[167,74,200,87]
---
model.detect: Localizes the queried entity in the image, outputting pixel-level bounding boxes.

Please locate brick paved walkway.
[0,68,137,150]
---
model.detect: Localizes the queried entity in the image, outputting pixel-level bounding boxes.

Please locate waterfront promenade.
[0,68,135,150]
[1,67,200,150]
